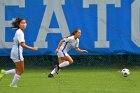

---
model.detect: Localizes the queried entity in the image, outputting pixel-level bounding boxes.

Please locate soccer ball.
[121,68,130,77]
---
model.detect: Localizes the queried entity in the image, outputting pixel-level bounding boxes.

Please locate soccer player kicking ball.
[0,17,38,87]
[48,29,88,78]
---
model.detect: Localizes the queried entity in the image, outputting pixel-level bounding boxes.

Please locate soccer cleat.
[54,65,60,74]
[0,69,5,81]
[9,84,18,88]
[48,73,54,78]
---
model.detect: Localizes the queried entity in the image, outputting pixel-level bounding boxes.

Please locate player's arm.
[17,31,38,51]
[75,47,88,53]
[20,42,38,51]
[56,39,65,53]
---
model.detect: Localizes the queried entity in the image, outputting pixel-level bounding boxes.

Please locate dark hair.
[70,29,80,36]
[12,17,25,29]
[66,29,80,38]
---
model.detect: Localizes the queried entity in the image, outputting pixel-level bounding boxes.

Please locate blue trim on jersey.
[18,42,21,61]
[62,42,68,56]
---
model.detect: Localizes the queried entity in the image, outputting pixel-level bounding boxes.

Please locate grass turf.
[0,68,140,93]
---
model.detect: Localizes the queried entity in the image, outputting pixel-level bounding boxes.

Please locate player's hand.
[55,48,59,53]
[81,50,88,53]
[33,47,38,51]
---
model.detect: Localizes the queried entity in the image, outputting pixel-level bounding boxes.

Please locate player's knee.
[20,68,24,74]
[17,68,24,75]
[69,59,73,64]
[19,70,24,75]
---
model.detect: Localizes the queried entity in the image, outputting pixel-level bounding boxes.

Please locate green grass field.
[0,68,140,93]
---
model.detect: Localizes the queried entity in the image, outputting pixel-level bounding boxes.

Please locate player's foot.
[0,69,5,81]
[9,84,18,88]
[48,73,54,78]
[54,65,60,74]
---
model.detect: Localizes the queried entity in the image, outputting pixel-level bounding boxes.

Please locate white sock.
[51,68,56,74]
[5,69,16,75]
[11,74,21,86]
[59,61,70,68]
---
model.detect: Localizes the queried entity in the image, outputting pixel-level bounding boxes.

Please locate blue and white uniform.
[57,36,79,57]
[10,29,25,62]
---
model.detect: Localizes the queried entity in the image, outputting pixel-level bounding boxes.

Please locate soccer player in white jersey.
[48,29,88,78]
[0,17,38,87]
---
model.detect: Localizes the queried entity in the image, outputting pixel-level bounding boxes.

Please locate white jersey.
[10,29,25,62]
[60,36,79,53]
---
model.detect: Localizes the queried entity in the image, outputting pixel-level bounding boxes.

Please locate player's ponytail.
[66,29,80,38]
[70,29,80,36]
[12,17,25,29]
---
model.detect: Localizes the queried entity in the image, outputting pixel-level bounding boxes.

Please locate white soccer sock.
[59,61,70,68]
[51,68,56,74]
[11,74,21,86]
[5,69,16,75]
[50,61,70,75]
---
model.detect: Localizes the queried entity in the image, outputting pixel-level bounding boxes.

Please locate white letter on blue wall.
[0,0,25,48]
[131,0,140,47]
[34,0,70,48]
[83,0,121,48]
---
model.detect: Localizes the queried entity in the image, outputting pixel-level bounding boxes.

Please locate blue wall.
[1,0,140,56]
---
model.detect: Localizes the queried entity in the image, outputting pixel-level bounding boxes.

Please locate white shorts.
[10,51,24,63]
[57,51,69,57]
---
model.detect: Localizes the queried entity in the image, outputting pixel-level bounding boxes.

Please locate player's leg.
[1,68,16,76]
[10,61,24,87]
[5,69,16,75]
[0,69,6,81]
[51,55,73,71]
[53,55,73,74]
[48,52,73,78]
[0,58,23,81]
[0,69,16,81]
[48,57,65,78]
[56,51,73,68]
[0,60,17,81]
[58,55,73,68]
